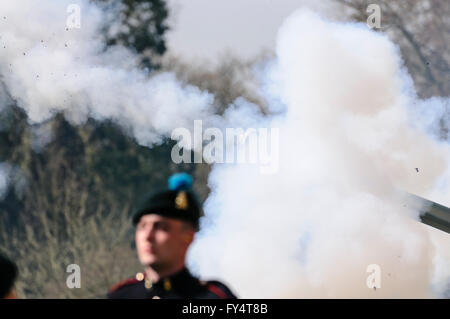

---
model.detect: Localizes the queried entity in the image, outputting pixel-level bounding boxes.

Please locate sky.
[165,0,342,63]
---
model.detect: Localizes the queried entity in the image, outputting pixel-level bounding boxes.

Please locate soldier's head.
[0,253,18,299]
[133,173,201,271]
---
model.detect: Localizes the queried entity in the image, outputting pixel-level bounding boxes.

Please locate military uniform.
[108,173,237,299]
[108,267,236,299]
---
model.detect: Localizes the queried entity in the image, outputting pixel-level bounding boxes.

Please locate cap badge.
[163,278,172,291]
[175,191,188,210]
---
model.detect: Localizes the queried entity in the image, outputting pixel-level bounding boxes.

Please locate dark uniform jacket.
[108,267,237,299]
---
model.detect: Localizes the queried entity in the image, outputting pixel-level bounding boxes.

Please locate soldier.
[108,173,237,299]
[0,252,18,299]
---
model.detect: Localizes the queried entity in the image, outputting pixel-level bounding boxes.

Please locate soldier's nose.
[146,226,156,241]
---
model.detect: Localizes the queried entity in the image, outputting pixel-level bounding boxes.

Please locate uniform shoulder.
[108,276,141,297]
[203,280,237,299]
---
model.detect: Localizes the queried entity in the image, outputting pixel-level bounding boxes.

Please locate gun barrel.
[420,199,450,234]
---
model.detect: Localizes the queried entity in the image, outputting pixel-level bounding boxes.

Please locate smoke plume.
[0,1,449,298]
[0,0,215,146]
[188,10,450,298]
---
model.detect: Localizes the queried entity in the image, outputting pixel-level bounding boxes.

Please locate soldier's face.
[135,214,194,270]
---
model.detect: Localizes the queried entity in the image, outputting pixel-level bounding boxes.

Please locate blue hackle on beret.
[168,173,193,191]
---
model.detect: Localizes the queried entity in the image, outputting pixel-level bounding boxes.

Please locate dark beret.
[133,173,201,230]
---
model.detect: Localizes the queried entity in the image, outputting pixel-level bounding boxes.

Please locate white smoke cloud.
[0,0,215,147]
[188,10,450,298]
[0,1,448,298]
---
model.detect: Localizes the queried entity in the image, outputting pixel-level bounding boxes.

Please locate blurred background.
[0,0,448,298]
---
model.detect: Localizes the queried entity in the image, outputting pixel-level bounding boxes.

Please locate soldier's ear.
[184,233,193,243]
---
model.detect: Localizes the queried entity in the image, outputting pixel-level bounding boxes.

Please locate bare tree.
[336,0,449,98]
[0,117,141,298]
[335,0,449,139]
[161,53,271,115]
